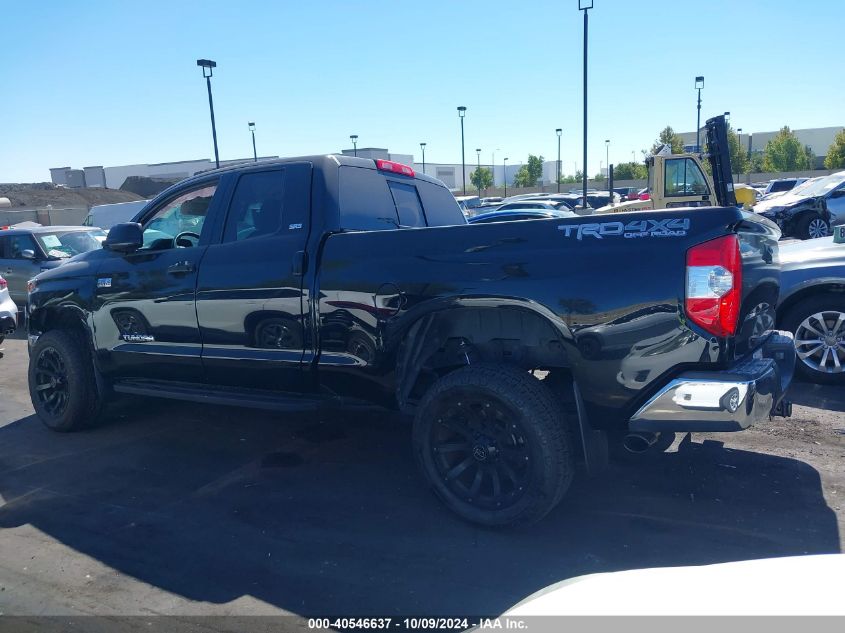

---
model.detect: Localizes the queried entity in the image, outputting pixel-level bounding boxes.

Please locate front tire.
[782,295,845,385]
[413,364,574,526]
[795,214,829,240]
[28,330,109,431]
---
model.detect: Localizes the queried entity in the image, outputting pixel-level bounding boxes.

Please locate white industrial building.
[679,126,843,166]
[51,151,571,193]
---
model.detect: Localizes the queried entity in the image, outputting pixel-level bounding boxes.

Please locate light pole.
[579,1,593,207]
[350,134,358,157]
[475,148,482,197]
[196,59,219,169]
[420,142,427,175]
[695,75,704,152]
[747,133,753,183]
[503,157,508,198]
[605,139,610,182]
[248,122,257,163]
[556,128,562,193]
[457,106,467,195]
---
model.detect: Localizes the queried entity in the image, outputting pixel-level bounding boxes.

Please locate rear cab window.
[338,166,465,231]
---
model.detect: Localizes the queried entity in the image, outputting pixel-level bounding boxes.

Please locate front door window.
[664,158,709,197]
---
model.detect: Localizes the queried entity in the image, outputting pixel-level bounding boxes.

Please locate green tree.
[470,167,493,192]
[762,126,814,172]
[726,125,748,176]
[824,129,845,169]
[651,126,685,154]
[612,162,647,180]
[512,154,545,187]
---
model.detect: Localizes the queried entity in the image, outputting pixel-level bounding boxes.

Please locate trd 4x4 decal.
[558,218,690,240]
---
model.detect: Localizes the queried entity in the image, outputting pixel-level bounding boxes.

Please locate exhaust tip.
[623,432,658,454]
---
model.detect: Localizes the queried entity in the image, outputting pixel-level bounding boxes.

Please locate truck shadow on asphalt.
[0,398,839,616]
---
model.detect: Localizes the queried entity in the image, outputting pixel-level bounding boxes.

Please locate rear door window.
[339,167,400,230]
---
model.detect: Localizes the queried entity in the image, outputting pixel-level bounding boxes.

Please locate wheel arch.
[393,302,573,412]
[29,303,91,340]
[777,283,845,324]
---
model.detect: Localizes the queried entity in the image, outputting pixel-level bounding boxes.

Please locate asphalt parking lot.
[0,328,843,617]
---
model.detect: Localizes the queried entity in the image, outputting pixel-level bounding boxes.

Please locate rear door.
[195,163,312,392]
[0,233,42,304]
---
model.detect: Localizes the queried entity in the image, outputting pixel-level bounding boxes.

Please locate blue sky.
[2,0,842,182]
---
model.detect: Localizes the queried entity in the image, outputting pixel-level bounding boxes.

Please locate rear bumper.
[629,331,795,433]
[1,299,17,335]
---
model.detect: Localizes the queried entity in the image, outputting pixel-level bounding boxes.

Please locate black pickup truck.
[27,155,795,526]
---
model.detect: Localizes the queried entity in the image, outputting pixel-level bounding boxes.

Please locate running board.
[113,379,331,413]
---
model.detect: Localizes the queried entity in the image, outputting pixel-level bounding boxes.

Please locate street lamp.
[420,142,427,175]
[475,148,482,197]
[579,0,593,207]
[556,128,562,192]
[695,75,704,152]
[350,134,358,157]
[248,122,257,163]
[503,157,508,198]
[196,59,219,169]
[457,106,467,195]
[605,139,610,181]
[747,133,753,183]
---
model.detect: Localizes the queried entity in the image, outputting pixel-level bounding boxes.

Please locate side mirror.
[103,222,143,253]
[21,249,36,260]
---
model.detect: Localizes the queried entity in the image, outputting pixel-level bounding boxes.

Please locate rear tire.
[28,329,109,431]
[413,364,574,526]
[795,214,829,240]
[782,295,845,385]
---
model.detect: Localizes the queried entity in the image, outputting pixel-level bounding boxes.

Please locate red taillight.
[638,192,650,200]
[0,277,6,290]
[376,159,415,177]
[685,235,742,338]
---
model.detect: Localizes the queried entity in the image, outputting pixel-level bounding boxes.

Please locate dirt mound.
[0,183,143,209]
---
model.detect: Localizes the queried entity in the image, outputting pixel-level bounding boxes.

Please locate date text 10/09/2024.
[307,617,528,630]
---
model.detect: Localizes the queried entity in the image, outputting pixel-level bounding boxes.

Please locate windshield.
[35,229,107,259]
[792,173,845,198]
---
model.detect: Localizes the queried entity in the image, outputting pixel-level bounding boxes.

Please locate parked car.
[0,274,17,345]
[776,233,845,384]
[0,226,107,304]
[454,195,484,217]
[27,154,793,527]
[494,201,573,213]
[761,177,808,199]
[82,200,150,231]
[753,171,845,239]
[468,208,577,224]
[613,187,639,201]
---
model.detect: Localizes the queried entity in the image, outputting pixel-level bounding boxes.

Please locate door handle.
[167,261,195,275]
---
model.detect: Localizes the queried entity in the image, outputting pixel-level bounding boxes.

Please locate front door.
[91,180,222,382]
[0,234,41,304]
[661,158,712,208]
[196,163,312,392]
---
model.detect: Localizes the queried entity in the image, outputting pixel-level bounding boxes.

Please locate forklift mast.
[704,114,737,207]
